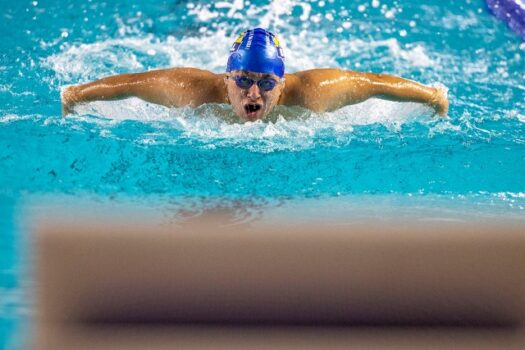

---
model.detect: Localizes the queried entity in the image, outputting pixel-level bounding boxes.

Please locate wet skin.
[224,70,285,122]
[61,67,449,120]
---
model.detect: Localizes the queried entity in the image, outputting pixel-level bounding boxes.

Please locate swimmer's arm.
[286,69,448,116]
[363,72,448,116]
[61,68,226,116]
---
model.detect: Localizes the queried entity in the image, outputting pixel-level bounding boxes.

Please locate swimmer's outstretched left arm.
[281,69,448,116]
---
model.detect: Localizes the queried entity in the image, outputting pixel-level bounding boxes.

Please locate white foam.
[504,109,525,123]
[441,10,479,30]
[72,97,172,121]
[43,32,232,83]
[67,96,436,153]
[44,25,436,85]
[279,34,435,72]
[0,114,39,123]
[0,84,36,97]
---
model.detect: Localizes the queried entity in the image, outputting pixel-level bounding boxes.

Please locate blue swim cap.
[226,28,285,78]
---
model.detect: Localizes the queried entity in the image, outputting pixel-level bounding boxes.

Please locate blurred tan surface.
[32,215,525,349]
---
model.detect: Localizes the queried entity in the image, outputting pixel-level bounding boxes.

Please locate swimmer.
[61,28,449,121]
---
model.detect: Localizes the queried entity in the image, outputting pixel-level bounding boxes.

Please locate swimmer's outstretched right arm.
[61,68,227,116]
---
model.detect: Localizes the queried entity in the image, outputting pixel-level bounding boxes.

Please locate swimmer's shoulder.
[158,67,224,80]
[281,69,356,107]
[163,67,226,103]
[287,68,361,82]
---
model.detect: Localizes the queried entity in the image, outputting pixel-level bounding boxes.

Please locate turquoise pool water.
[1,0,524,348]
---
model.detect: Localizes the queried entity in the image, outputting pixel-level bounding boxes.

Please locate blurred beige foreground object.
[31,210,525,350]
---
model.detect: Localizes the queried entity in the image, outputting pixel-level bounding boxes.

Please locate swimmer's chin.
[242,113,263,122]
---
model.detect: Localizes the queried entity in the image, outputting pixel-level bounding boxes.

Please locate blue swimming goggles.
[231,75,279,92]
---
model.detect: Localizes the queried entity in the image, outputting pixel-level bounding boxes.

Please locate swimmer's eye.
[234,76,254,89]
[257,78,277,91]
[233,75,278,92]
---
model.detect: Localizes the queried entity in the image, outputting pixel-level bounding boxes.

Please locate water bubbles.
[371,0,380,9]
[358,5,366,13]
[399,29,407,37]
[496,66,509,79]
[304,13,319,25]
[384,9,395,19]
[195,7,217,21]
[299,3,311,21]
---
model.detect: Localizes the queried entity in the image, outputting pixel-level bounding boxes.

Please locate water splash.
[62,95,439,153]
[43,29,439,83]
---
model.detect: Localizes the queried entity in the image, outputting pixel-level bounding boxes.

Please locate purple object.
[486,0,525,39]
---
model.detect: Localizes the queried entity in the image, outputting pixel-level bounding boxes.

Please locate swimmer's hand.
[430,87,449,117]
[61,86,77,116]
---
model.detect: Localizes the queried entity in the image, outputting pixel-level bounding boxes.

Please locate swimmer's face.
[224,70,284,121]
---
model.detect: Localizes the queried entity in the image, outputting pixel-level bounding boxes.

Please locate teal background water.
[1,0,525,348]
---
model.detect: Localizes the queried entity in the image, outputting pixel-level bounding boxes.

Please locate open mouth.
[244,103,262,115]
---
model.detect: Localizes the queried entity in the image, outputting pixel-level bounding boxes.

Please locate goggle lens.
[257,78,277,91]
[234,76,277,91]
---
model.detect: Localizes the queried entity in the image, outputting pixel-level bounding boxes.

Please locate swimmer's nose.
[246,83,261,100]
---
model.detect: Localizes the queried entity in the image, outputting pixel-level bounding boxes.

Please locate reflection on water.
[21,193,525,230]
